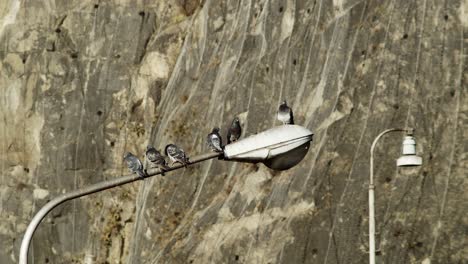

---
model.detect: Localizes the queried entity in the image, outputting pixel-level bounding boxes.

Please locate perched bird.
[123,152,146,178]
[207,127,223,152]
[165,144,189,167]
[227,117,242,144]
[146,145,170,175]
[277,100,294,125]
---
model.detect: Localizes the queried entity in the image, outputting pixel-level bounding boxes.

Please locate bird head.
[212,127,220,133]
[123,152,132,159]
[281,100,288,106]
[146,145,154,151]
[164,144,173,155]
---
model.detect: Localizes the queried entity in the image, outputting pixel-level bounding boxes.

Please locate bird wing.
[154,155,167,165]
[226,129,232,144]
[211,134,222,149]
[167,145,185,160]
[289,108,294,124]
[127,156,142,171]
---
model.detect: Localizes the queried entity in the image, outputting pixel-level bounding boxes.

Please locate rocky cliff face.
[1,0,467,263]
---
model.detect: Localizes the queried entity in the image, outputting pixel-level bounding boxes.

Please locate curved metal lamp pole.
[369,128,404,264]
[369,128,422,264]
[19,152,221,264]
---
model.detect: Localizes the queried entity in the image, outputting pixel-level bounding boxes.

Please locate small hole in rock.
[312,248,318,255]
[307,8,311,14]
[444,14,448,20]
[139,11,145,16]
[45,258,49,263]
[402,33,408,39]
[450,89,455,97]
[279,6,283,13]
[385,177,392,183]
[293,59,297,65]
[70,52,78,59]
[266,66,269,72]
[97,110,103,116]
[55,28,61,33]
[94,4,99,8]
[110,141,115,147]
[24,167,30,173]
[235,255,239,261]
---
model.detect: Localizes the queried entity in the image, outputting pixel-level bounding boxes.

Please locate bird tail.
[137,170,147,178]
[161,164,171,175]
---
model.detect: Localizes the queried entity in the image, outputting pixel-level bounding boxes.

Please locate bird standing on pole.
[123,152,146,178]
[146,145,170,175]
[165,144,190,167]
[277,100,294,125]
[227,117,242,144]
[207,127,223,152]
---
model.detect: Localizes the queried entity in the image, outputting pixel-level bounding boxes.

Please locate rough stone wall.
[1,0,467,263]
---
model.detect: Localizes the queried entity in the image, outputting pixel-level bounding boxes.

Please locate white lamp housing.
[396,135,422,167]
[223,125,313,170]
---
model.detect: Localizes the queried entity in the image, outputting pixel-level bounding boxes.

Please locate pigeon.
[165,144,189,167]
[277,100,294,125]
[207,127,223,152]
[123,152,146,178]
[227,117,242,144]
[146,145,170,175]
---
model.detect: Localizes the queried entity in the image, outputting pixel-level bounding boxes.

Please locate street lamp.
[224,125,313,170]
[368,128,422,264]
[19,124,313,264]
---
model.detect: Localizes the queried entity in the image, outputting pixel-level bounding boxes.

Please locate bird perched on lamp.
[146,145,170,176]
[227,117,242,144]
[165,144,190,167]
[207,127,223,152]
[277,100,294,125]
[123,152,146,178]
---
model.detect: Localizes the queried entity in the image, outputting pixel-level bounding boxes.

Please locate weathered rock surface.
[1,0,467,263]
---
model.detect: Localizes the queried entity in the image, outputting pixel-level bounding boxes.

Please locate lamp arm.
[19,152,221,264]
[369,128,406,185]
